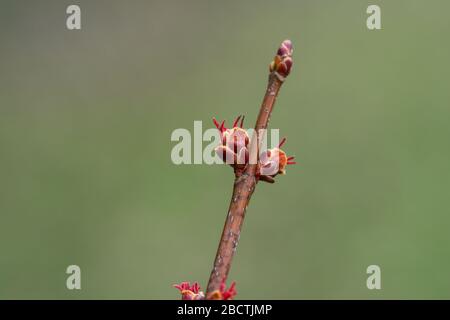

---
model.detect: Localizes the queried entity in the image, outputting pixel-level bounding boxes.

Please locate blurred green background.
[1,0,450,299]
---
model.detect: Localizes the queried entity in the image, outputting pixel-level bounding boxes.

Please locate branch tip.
[270,39,294,81]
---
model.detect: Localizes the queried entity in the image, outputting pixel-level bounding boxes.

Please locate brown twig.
[206,40,294,297]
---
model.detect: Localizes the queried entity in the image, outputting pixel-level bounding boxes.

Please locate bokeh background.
[1,0,450,299]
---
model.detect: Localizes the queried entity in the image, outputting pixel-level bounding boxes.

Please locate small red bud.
[174,282,205,300]
[270,40,294,81]
[207,281,237,300]
[213,117,250,168]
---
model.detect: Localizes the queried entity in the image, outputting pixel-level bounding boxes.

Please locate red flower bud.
[173,282,205,300]
[259,137,296,177]
[213,116,249,166]
[269,39,294,81]
[207,281,237,300]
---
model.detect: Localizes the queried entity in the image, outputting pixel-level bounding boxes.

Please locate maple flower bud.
[207,281,237,300]
[269,39,294,81]
[173,282,205,300]
[259,137,296,177]
[213,116,249,166]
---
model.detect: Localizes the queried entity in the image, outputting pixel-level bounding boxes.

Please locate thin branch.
[206,40,293,297]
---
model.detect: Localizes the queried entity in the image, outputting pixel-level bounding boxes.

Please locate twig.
[206,40,294,297]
